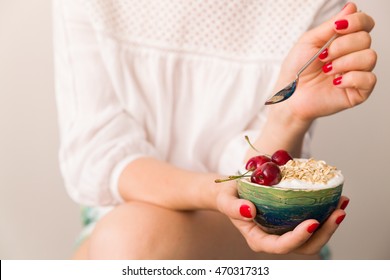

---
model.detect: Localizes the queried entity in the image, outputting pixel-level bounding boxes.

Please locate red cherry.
[271,149,293,166]
[250,162,282,186]
[245,155,271,171]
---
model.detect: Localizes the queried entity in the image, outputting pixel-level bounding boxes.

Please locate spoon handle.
[296,34,338,78]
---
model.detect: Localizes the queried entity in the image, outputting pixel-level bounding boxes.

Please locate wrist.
[268,103,313,134]
[195,173,225,211]
[248,104,313,159]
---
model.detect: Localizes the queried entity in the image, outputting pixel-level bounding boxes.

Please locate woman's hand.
[216,182,349,255]
[272,2,377,123]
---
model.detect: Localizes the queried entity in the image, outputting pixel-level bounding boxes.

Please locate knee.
[88,202,161,259]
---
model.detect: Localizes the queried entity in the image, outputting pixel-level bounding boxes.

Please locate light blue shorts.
[75,206,113,247]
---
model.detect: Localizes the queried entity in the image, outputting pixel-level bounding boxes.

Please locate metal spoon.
[265,33,338,105]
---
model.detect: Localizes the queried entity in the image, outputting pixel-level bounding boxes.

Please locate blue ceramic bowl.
[237,178,343,235]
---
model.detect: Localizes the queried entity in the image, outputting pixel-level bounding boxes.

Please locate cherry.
[245,155,271,171]
[250,162,282,186]
[271,149,293,166]
[214,136,288,185]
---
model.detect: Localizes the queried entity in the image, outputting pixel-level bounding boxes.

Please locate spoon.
[265,33,338,105]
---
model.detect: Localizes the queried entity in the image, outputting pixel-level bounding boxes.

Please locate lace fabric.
[84,0,326,60]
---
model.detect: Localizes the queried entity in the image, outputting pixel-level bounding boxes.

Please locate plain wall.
[0,0,389,259]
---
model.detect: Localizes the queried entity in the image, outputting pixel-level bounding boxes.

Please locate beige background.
[0,0,389,259]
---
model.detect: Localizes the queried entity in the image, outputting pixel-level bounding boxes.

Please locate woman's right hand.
[216,181,349,255]
[270,2,376,123]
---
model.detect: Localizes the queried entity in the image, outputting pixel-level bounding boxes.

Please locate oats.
[280,158,338,184]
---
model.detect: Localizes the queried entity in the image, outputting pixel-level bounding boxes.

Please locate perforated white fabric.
[84,0,328,60]
[55,0,345,206]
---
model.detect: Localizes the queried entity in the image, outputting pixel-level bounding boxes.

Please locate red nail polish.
[319,48,328,60]
[240,204,252,218]
[307,223,320,233]
[336,214,346,225]
[333,76,342,85]
[322,61,332,73]
[340,199,350,210]
[335,19,349,30]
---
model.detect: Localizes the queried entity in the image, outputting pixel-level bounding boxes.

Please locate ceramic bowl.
[237,177,343,235]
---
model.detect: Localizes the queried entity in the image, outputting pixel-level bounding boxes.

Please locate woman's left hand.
[216,181,349,255]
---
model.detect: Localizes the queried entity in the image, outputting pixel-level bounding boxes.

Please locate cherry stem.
[244,135,271,157]
[215,170,251,183]
[245,135,260,153]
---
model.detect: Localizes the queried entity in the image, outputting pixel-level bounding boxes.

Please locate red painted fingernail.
[240,204,252,218]
[336,214,346,225]
[340,199,350,210]
[307,223,320,233]
[318,48,328,60]
[335,19,349,30]
[333,76,342,85]
[322,61,332,73]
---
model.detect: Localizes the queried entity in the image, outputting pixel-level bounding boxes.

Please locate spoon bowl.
[265,34,338,105]
[265,79,297,105]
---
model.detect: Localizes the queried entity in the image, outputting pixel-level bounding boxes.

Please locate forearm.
[118,157,222,211]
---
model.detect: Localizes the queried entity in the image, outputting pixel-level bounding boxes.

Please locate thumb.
[216,183,257,221]
[306,2,358,44]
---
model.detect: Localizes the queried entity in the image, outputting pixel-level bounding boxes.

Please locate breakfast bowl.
[237,158,344,235]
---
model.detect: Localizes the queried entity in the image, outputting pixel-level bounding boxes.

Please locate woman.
[53,0,376,259]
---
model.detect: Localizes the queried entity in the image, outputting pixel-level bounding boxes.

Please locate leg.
[80,201,320,259]
[72,238,90,260]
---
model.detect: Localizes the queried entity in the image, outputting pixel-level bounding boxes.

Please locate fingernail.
[342,2,350,10]
[239,204,252,218]
[307,223,320,233]
[335,19,349,30]
[318,48,328,60]
[333,76,342,85]
[336,214,346,225]
[340,199,350,210]
[322,61,332,73]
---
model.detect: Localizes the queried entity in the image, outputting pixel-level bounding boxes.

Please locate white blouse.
[53,0,345,206]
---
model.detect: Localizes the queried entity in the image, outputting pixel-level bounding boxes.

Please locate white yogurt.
[274,170,344,190]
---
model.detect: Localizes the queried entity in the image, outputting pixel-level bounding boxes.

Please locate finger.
[322,49,377,75]
[333,71,377,107]
[296,208,347,255]
[334,11,375,34]
[268,219,321,254]
[216,183,256,221]
[340,71,378,91]
[238,197,350,255]
[233,218,319,254]
[305,2,357,44]
[319,31,372,62]
[338,196,350,210]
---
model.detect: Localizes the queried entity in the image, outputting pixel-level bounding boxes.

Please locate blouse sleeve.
[53,0,159,206]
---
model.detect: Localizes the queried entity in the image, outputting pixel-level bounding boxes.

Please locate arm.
[56,0,375,255]
[246,2,376,161]
[54,0,222,211]
[119,3,376,256]
[234,2,376,254]
[116,3,376,257]
[118,157,220,210]
[54,0,161,206]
